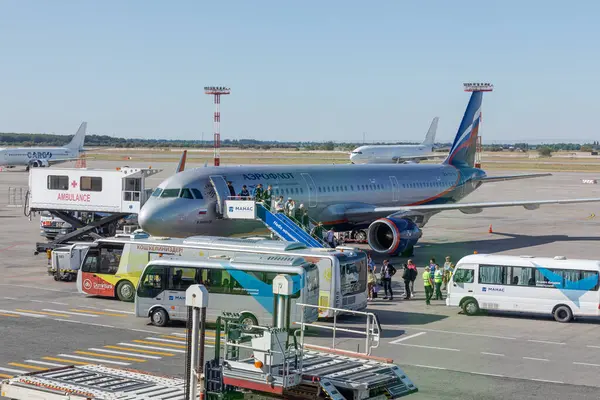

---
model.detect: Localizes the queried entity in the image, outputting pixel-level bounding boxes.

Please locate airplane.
[137,88,600,257]
[0,122,87,171]
[349,117,443,164]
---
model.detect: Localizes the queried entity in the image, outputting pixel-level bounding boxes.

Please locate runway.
[1,159,600,399]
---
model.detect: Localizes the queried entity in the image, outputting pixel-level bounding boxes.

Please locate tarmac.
[1,159,600,399]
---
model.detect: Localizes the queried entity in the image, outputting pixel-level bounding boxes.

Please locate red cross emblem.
[71,180,78,188]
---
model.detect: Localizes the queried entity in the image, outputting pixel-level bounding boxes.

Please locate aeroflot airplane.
[0,122,87,170]
[138,90,600,256]
[349,117,440,164]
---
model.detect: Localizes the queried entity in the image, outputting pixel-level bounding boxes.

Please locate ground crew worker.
[423,266,434,305]
[434,265,444,300]
[46,248,52,266]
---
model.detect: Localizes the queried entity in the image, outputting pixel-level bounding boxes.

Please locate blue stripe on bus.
[533,263,599,307]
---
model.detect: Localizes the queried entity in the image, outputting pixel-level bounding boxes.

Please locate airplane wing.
[345,197,600,218]
[473,173,552,183]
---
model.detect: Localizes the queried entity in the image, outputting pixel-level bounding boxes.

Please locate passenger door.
[209,175,231,216]
[301,173,318,208]
[389,176,400,202]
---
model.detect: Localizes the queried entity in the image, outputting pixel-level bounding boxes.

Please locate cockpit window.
[180,188,193,199]
[191,188,203,199]
[152,188,163,197]
[161,189,181,198]
[352,151,362,155]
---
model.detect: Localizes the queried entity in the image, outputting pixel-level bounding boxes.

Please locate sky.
[1,0,599,144]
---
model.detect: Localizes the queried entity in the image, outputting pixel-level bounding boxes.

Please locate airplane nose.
[137,204,157,234]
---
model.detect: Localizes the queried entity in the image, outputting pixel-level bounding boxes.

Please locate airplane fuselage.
[350,144,433,164]
[138,163,485,238]
[0,147,78,167]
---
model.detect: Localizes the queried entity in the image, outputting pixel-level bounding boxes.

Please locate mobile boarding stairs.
[1,278,418,400]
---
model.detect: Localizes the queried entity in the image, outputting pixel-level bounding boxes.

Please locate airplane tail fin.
[66,122,87,151]
[176,150,187,173]
[421,117,439,147]
[443,89,486,168]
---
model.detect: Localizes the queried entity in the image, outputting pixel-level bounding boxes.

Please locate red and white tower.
[204,86,231,166]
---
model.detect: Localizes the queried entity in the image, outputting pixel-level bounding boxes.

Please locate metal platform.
[0,364,198,400]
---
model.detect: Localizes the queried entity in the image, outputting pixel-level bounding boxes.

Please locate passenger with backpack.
[381,260,396,300]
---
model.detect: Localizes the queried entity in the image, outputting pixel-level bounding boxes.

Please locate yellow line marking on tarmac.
[43,357,88,365]
[15,309,70,318]
[69,309,127,317]
[104,345,175,356]
[8,362,46,371]
[0,312,19,317]
[0,373,13,378]
[133,340,187,349]
[74,351,146,363]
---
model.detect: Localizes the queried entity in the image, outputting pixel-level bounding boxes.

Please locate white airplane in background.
[350,117,443,164]
[0,122,87,171]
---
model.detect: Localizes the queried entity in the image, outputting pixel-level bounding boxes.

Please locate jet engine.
[367,217,422,256]
[29,159,49,168]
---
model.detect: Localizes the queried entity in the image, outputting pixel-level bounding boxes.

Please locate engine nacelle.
[367,217,422,256]
[30,159,49,168]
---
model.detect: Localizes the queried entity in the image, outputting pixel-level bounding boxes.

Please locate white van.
[447,254,600,322]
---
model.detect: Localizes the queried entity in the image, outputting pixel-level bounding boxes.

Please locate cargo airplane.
[138,88,600,256]
[0,122,87,171]
[349,117,441,164]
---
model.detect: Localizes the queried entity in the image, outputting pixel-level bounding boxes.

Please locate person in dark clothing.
[381,260,396,300]
[239,185,250,199]
[227,181,236,198]
[402,263,412,299]
[262,185,273,208]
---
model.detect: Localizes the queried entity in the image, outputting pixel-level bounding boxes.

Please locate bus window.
[479,265,508,285]
[99,247,122,274]
[453,268,474,283]
[168,267,201,291]
[137,265,166,298]
[81,249,99,273]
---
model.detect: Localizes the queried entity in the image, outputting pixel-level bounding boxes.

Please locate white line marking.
[528,378,564,384]
[44,309,99,317]
[586,345,600,349]
[49,301,68,305]
[54,318,115,328]
[528,340,565,345]
[128,328,166,334]
[57,354,130,366]
[470,371,505,377]
[170,332,187,337]
[0,366,27,374]
[88,348,161,360]
[103,309,135,315]
[25,360,66,367]
[30,300,45,303]
[481,352,505,357]
[0,284,77,293]
[414,364,446,370]
[0,309,46,318]
[117,343,186,354]
[393,343,460,352]
[145,337,187,344]
[523,357,550,362]
[390,332,426,344]
[3,297,17,300]
[414,327,516,340]
[573,362,600,367]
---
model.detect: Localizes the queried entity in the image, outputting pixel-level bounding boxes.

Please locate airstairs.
[221,199,326,248]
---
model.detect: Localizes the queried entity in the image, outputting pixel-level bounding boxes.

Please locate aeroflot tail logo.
[243,173,294,180]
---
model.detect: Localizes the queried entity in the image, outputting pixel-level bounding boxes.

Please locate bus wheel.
[116,281,135,302]
[240,313,258,332]
[462,299,480,316]
[151,308,169,327]
[553,305,573,323]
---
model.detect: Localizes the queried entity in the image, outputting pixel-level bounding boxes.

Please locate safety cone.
[488,224,493,233]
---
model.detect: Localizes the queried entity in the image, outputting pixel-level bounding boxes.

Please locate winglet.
[421,117,439,147]
[176,150,187,173]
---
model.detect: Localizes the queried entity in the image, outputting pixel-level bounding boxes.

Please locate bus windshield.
[305,263,319,294]
[338,254,367,296]
[80,245,123,275]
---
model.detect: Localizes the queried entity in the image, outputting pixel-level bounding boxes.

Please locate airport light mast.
[204,86,231,166]
[463,83,493,168]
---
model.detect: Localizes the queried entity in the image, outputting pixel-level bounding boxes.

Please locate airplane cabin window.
[191,188,203,199]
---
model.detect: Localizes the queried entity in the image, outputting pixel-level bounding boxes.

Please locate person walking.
[285,197,295,217]
[442,256,453,290]
[367,264,376,301]
[311,222,324,241]
[252,183,264,200]
[262,185,273,209]
[239,185,250,199]
[326,228,336,248]
[367,254,376,274]
[227,181,236,198]
[274,196,285,213]
[407,259,417,299]
[381,260,396,300]
[302,209,310,230]
[402,263,412,300]
[434,265,444,300]
[423,266,434,305]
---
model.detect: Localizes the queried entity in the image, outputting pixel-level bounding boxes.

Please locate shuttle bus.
[134,254,320,328]
[76,232,367,317]
[447,254,600,322]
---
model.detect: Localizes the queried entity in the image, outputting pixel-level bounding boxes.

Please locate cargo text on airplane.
[57,193,91,202]
[27,151,53,159]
